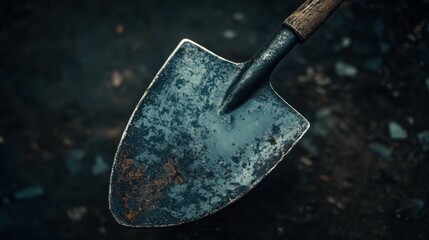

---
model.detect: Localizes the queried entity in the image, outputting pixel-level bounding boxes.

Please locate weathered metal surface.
[109,36,309,227]
[219,27,298,113]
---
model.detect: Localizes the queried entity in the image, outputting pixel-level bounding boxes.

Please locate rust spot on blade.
[112,153,183,224]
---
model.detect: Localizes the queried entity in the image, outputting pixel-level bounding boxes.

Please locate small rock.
[66,149,86,174]
[314,73,331,86]
[410,199,425,219]
[388,121,407,140]
[425,78,429,93]
[98,226,107,235]
[14,185,44,200]
[335,61,358,78]
[369,142,392,158]
[312,107,339,136]
[320,174,330,182]
[115,24,124,34]
[111,70,123,87]
[379,42,391,54]
[363,58,382,72]
[334,37,351,51]
[391,90,400,98]
[0,135,4,145]
[337,202,345,209]
[417,130,429,151]
[327,196,336,204]
[407,116,415,125]
[327,196,345,209]
[92,155,109,176]
[406,33,417,42]
[373,18,384,38]
[232,12,246,22]
[300,156,313,167]
[67,206,88,221]
[414,21,426,34]
[341,181,353,189]
[340,37,351,48]
[223,30,237,39]
[30,141,39,151]
[63,137,73,147]
[276,226,285,236]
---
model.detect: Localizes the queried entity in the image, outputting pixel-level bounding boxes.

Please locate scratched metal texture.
[109,39,310,227]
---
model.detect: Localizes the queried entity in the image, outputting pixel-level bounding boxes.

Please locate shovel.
[110,0,345,227]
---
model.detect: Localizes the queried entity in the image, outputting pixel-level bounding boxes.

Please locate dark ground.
[1,0,429,239]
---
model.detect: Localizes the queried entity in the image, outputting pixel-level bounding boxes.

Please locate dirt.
[0,0,428,239]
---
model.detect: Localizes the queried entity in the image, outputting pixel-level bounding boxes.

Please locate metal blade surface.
[109,39,309,227]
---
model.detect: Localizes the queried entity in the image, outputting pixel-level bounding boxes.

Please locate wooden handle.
[283,0,344,42]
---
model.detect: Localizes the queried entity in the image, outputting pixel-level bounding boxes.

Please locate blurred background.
[1,0,429,239]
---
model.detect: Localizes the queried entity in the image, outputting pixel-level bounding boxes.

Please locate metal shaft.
[218,27,299,113]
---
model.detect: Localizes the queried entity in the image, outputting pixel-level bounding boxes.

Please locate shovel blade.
[109,39,309,227]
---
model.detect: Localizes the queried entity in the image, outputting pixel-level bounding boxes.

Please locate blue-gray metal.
[219,27,299,113]
[109,27,309,227]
